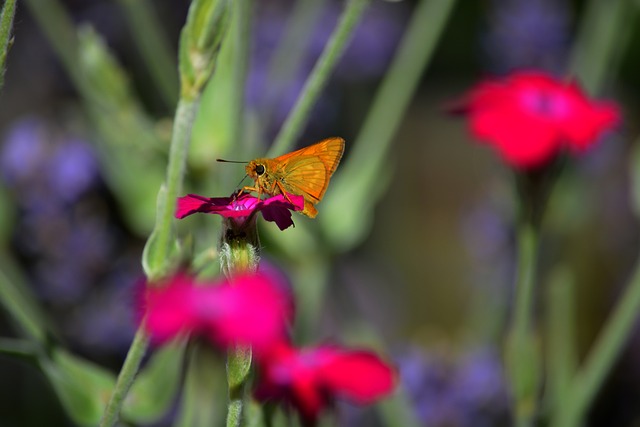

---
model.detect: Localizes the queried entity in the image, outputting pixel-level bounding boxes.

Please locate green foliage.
[41,350,116,427]
[122,342,186,424]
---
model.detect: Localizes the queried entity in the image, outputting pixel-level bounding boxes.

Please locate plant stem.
[267,0,371,157]
[0,255,49,344]
[261,0,326,129]
[546,268,577,416]
[117,0,179,107]
[99,326,150,427]
[321,0,458,250]
[221,233,258,427]
[554,254,640,427]
[0,338,39,361]
[22,0,91,96]
[507,220,540,427]
[568,0,635,94]
[0,0,16,89]
[145,98,200,277]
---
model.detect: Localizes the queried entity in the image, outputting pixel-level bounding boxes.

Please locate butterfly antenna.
[217,158,248,163]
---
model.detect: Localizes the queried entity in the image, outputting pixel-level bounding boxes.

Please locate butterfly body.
[244,137,345,218]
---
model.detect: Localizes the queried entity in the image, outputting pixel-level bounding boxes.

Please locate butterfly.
[241,137,345,218]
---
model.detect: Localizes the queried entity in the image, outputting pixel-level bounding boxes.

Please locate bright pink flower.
[455,71,620,168]
[254,343,395,424]
[175,193,304,231]
[142,272,293,352]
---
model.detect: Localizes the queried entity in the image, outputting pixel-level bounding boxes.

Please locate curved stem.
[267,0,371,157]
[99,326,150,427]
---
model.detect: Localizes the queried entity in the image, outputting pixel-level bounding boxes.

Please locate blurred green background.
[1,0,640,426]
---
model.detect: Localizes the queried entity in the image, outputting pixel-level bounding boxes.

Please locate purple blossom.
[396,348,511,427]
[483,0,571,74]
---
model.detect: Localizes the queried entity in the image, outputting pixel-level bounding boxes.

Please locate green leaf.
[0,254,52,344]
[142,185,177,280]
[176,344,226,427]
[227,346,252,390]
[41,349,116,427]
[122,341,186,424]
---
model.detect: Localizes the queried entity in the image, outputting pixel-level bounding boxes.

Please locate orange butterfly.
[242,137,345,218]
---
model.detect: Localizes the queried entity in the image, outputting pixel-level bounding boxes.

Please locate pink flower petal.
[254,343,395,424]
[320,350,396,403]
[142,271,292,352]
[175,193,304,230]
[454,70,621,169]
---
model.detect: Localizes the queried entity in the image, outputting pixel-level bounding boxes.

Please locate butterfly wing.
[275,137,345,202]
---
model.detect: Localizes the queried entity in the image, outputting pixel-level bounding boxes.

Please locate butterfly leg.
[275,181,295,204]
[240,185,260,197]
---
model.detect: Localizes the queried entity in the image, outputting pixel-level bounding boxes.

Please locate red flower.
[254,342,395,424]
[176,192,305,231]
[142,271,293,352]
[455,71,620,168]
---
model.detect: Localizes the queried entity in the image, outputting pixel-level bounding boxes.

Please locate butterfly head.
[246,160,266,180]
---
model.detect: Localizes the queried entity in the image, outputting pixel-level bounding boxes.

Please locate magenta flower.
[453,71,620,168]
[141,271,293,352]
[254,342,396,425]
[176,193,305,231]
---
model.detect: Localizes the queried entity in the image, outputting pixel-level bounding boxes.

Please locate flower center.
[521,87,568,119]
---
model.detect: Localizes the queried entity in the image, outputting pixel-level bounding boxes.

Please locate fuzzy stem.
[146,98,200,277]
[220,215,260,427]
[99,327,150,427]
[267,0,371,157]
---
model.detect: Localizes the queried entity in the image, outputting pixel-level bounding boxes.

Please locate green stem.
[267,0,371,157]
[226,346,252,427]
[116,0,179,107]
[261,0,326,129]
[22,0,88,95]
[554,255,640,427]
[0,338,39,361]
[546,268,577,417]
[0,0,16,89]
[321,0,458,250]
[0,256,49,344]
[221,234,258,427]
[568,0,635,94]
[145,98,200,278]
[99,326,150,427]
[507,220,540,427]
[105,35,207,427]
[513,224,538,345]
